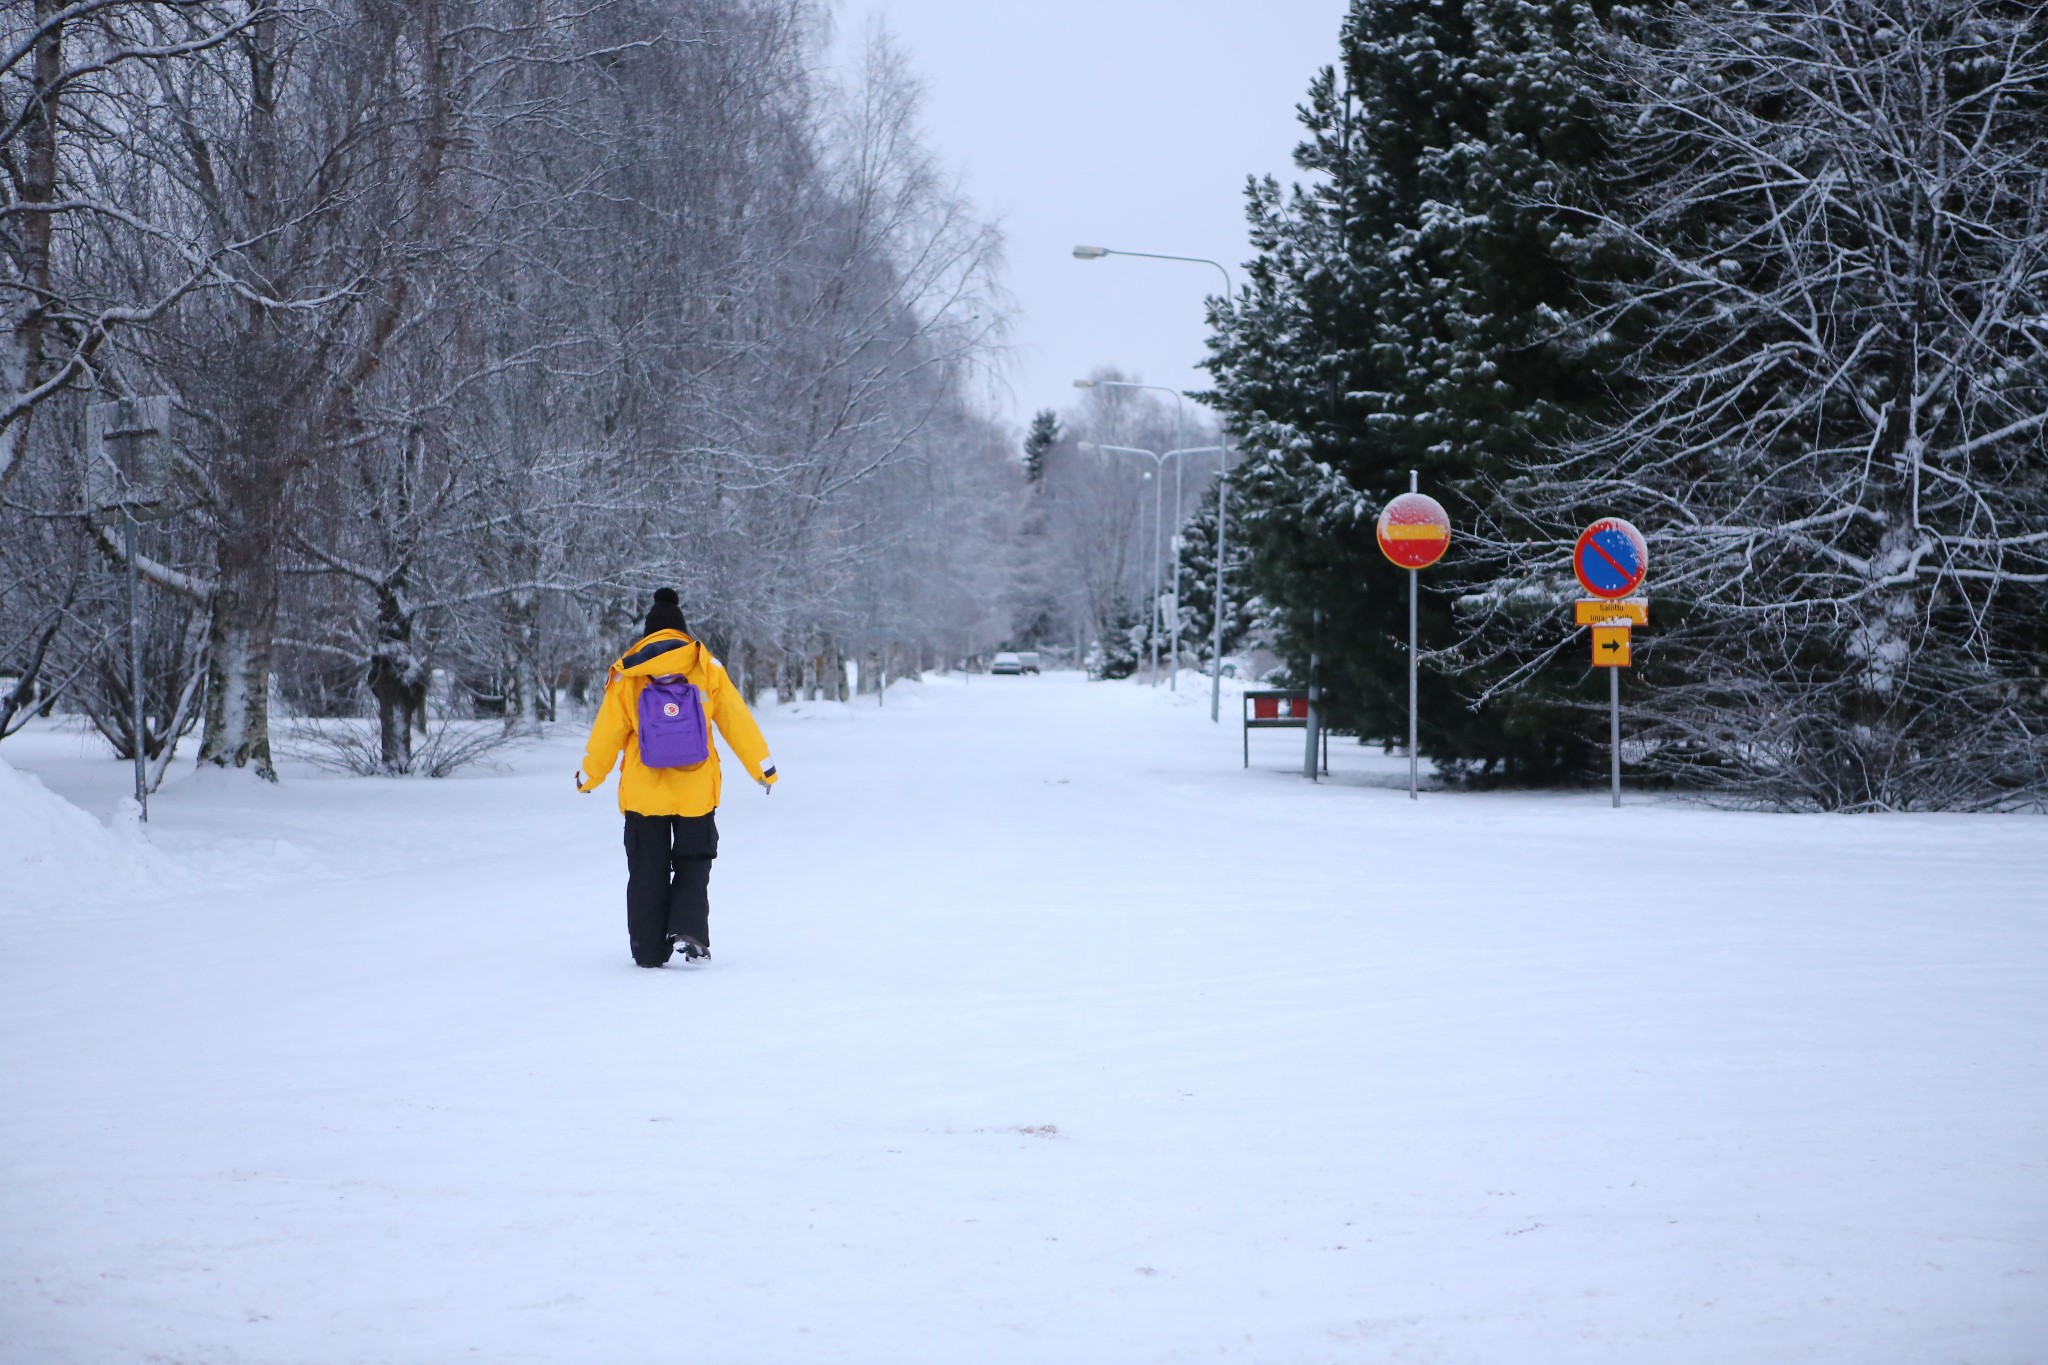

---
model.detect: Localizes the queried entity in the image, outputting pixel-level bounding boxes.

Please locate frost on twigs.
[0,4,1020,787]
[284,717,535,779]
[1470,0,2048,812]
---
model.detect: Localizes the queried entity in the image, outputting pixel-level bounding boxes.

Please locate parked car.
[991,652,1025,675]
[1016,651,1041,674]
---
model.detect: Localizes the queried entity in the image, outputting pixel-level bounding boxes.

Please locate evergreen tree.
[1175,474,1260,664]
[1014,409,1065,645]
[1022,409,1059,485]
[1092,597,1142,680]
[1206,0,1627,780]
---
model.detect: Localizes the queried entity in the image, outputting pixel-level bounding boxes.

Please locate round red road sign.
[1377,492,1451,569]
[1573,518,1649,599]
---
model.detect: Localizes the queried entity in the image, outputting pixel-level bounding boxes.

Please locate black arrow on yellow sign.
[1591,623,1632,668]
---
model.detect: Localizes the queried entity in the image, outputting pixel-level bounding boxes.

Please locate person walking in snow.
[576,588,777,967]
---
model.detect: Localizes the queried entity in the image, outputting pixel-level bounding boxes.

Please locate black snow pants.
[623,811,718,967]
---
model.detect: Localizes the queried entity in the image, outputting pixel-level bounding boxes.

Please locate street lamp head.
[1077,441,1096,452]
[1071,378,1097,389]
[1071,244,1110,260]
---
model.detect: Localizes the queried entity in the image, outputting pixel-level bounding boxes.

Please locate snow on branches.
[1495,0,2048,809]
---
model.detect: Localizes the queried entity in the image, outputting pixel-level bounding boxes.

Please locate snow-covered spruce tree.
[1093,598,1143,681]
[1493,0,2048,810]
[1011,410,1064,649]
[1175,473,1261,666]
[1206,0,1628,779]
[1022,410,1058,485]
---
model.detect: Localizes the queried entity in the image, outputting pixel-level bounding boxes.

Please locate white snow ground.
[2,672,2044,1364]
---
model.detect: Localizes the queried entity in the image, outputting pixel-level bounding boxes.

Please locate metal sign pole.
[1407,470,1418,801]
[1610,666,1621,809]
[1409,566,1419,801]
[87,397,172,824]
[1571,517,1647,812]
[125,507,147,821]
[1376,476,1450,799]
[1302,608,1321,781]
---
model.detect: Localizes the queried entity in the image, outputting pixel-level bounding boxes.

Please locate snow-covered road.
[4,672,2045,1363]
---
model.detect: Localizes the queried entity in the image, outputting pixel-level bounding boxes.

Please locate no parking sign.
[1573,518,1648,600]
[1570,516,1649,809]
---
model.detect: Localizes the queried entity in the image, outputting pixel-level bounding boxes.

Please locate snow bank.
[0,756,175,912]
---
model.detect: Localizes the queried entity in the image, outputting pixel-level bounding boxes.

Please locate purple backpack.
[636,675,709,769]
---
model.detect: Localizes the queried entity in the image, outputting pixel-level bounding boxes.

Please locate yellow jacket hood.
[608,629,708,683]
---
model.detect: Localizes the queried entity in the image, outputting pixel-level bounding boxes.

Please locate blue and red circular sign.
[1573,518,1648,599]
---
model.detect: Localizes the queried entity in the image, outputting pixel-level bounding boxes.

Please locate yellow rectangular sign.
[1576,598,1648,626]
[1592,624,1632,667]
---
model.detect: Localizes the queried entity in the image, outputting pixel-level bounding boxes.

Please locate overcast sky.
[833,0,1350,436]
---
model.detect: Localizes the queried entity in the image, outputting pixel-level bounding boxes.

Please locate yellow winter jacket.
[577,630,777,815]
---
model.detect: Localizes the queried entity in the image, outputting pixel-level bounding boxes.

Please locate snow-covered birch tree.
[3,0,1026,780]
[0,2,268,492]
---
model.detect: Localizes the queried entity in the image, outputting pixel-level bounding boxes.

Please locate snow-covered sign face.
[1573,518,1650,599]
[662,703,680,718]
[1377,492,1452,569]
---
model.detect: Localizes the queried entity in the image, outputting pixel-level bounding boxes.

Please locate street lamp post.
[1083,441,1223,688]
[1073,378,1192,687]
[1073,244,1238,722]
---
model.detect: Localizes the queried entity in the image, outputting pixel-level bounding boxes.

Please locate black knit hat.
[644,587,688,636]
